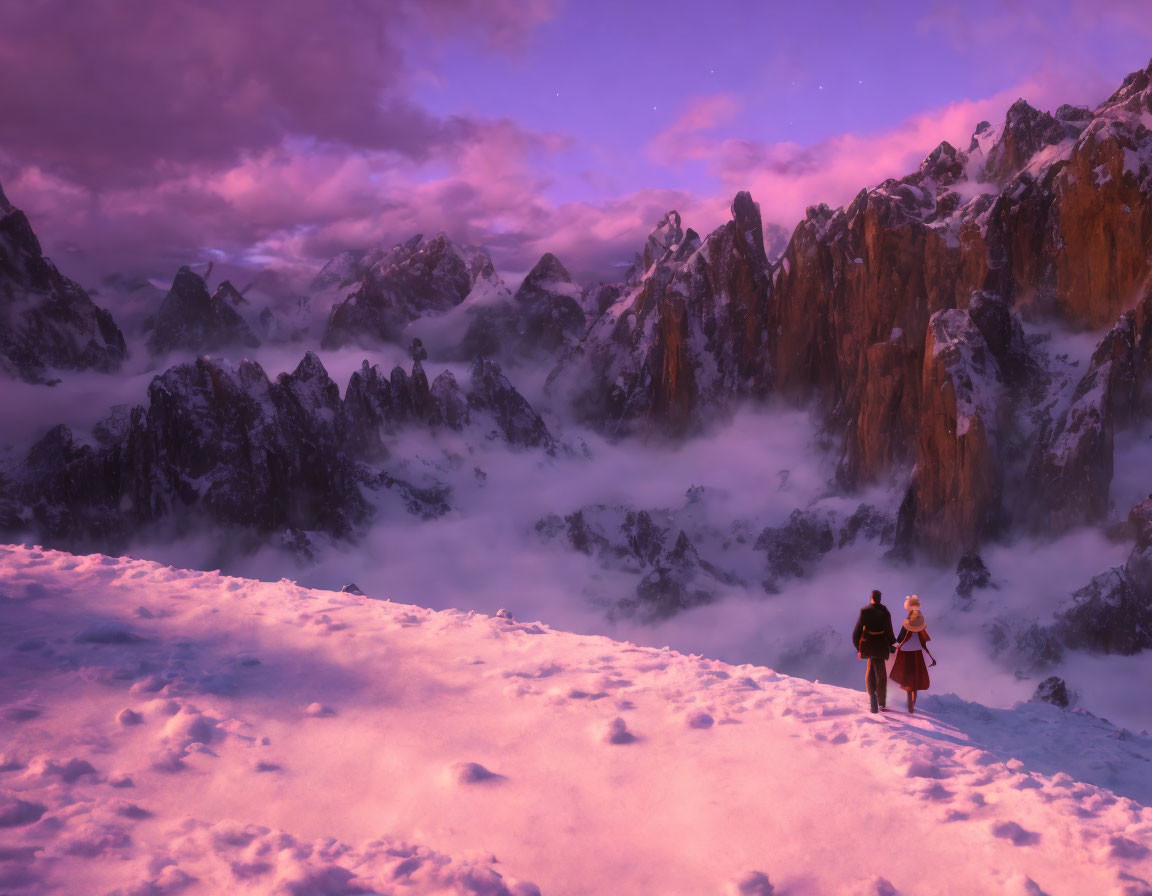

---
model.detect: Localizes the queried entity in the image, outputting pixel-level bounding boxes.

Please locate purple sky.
[1,0,1151,289]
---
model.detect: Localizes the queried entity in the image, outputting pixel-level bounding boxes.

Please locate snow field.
[0,544,1150,895]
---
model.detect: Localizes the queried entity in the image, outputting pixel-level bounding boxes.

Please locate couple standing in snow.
[851,590,935,714]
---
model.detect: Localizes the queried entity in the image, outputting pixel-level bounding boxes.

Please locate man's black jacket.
[852,603,896,659]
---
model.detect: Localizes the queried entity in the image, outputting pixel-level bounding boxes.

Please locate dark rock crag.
[147,267,261,355]
[321,234,472,348]
[2,351,553,553]
[0,180,127,382]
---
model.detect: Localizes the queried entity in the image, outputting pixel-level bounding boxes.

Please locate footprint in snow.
[59,820,132,857]
[567,689,608,700]
[728,870,774,895]
[858,877,899,896]
[1116,871,1152,895]
[142,866,195,893]
[74,623,143,645]
[162,708,220,748]
[34,757,98,783]
[111,801,152,820]
[130,675,168,696]
[905,760,951,780]
[1005,874,1050,895]
[504,662,562,680]
[917,782,954,802]
[451,761,503,784]
[1110,836,1151,861]
[116,708,143,726]
[150,749,187,774]
[991,820,1041,846]
[604,717,636,745]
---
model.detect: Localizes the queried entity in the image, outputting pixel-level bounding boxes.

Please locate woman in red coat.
[890,595,936,713]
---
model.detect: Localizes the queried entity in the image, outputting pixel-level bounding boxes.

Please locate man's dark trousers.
[865,657,887,710]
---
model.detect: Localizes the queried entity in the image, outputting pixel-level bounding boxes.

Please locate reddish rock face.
[545,59,1152,561]
[769,182,992,484]
[762,59,1152,559]
[913,310,1004,559]
[1051,127,1152,327]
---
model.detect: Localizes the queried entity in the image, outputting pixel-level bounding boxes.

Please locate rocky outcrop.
[1026,281,1152,532]
[755,61,1152,560]
[771,148,994,486]
[130,353,361,533]
[548,192,772,434]
[955,551,992,602]
[340,353,551,454]
[1055,567,1152,655]
[0,180,127,382]
[536,500,736,620]
[837,504,896,548]
[912,309,1005,559]
[754,510,835,593]
[535,491,902,619]
[1042,81,1152,327]
[467,358,554,450]
[147,267,260,355]
[3,346,553,552]
[9,353,367,549]
[1052,496,1152,655]
[322,233,472,347]
[976,99,1071,187]
[625,531,728,620]
[1030,676,1076,708]
[257,295,313,343]
[510,253,586,355]
[448,252,585,362]
[751,59,1152,561]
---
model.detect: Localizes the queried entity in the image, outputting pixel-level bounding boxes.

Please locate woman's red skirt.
[890,650,930,691]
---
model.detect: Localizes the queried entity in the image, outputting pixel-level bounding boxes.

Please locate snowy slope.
[1,545,1150,896]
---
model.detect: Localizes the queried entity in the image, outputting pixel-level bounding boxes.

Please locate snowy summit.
[1,544,1150,895]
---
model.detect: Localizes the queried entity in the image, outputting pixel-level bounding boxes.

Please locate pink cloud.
[4,26,1145,299]
[0,0,559,188]
[0,74,1075,295]
[644,75,1085,233]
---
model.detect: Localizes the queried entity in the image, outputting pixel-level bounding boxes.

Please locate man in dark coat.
[851,589,896,713]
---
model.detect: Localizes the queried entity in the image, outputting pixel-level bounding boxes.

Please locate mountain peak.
[522,252,572,286]
[148,266,260,355]
[979,98,1065,185]
[289,350,330,383]
[730,191,767,263]
[642,211,684,270]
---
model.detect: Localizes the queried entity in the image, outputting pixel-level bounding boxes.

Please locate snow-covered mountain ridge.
[1,544,1149,895]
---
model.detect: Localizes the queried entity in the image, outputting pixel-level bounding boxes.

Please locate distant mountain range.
[2,56,1152,622]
